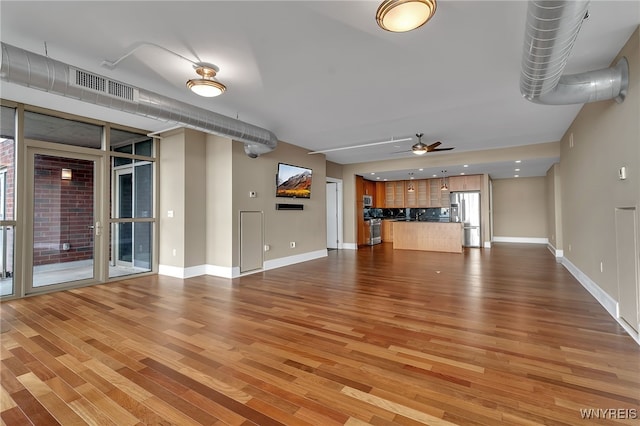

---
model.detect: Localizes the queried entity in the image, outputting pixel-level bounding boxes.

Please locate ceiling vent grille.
[70,67,139,102]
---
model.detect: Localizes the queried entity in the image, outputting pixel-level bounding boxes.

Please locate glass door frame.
[114,166,133,267]
[24,142,105,295]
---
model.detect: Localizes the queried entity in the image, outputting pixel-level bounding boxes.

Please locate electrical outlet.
[600,261,603,273]
[172,248,176,256]
[290,242,296,248]
[264,244,270,252]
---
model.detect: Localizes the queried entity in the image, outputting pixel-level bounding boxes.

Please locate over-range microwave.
[363,195,373,207]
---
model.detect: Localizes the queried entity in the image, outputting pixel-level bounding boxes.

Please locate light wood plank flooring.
[1,243,639,425]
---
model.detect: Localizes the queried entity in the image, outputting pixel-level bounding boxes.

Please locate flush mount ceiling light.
[376,0,437,33]
[186,64,226,97]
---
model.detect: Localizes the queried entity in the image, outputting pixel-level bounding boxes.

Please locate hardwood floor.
[1,243,639,425]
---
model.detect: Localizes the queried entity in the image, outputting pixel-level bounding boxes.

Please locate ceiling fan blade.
[427,141,442,149]
[430,147,455,151]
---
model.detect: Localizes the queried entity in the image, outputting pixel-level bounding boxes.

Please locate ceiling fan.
[409,133,454,155]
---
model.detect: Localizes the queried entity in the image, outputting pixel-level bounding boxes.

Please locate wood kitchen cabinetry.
[429,179,450,207]
[405,179,429,207]
[385,181,405,208]
[448,174,482,191]
[381,220,394,242]
[375,182,386,207]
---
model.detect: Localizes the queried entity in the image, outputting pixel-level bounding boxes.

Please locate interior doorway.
[326,178,343,250]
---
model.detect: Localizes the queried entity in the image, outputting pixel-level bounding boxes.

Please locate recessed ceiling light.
[418,168,424,171]
[384,178,388,181]
[515,160,522,163]
[515,168,520,172]
[514,174,520,178]
[376,177,381,180]
[371,172,375,175]
[460,172,465,175]
[463,164,469,168]
[432,174,437,177]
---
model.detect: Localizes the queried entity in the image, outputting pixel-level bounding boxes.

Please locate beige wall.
[160,131,327,273]
[326,161,343,179]
[560,27,639,299]
[233,140,327,263]
[546,163,563,250]
[206,134,234,268]
[184,129,207,268]
[158,128,208,269]
[493,177,547,238]
[158,129,187,268]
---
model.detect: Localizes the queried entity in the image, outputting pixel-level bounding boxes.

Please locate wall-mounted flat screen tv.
[276,163,312,198]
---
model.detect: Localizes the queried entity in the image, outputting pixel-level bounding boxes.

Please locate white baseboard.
[158,264,209,279]
[264,249,327,271]
[484,241,492,248]
[561,257,639,346]
[160,250,327,279]
[342,243,358,250]
[493,236,548,244]
[547,243,564,258]
[206,264,240,279]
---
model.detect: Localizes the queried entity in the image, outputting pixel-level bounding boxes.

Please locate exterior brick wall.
[33,155,94,266]
[1,138,15,220]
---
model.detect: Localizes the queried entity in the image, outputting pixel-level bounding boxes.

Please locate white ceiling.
[1,1,638,180]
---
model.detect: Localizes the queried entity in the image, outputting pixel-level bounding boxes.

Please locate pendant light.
[186,64,226,97]
[376,0,437,33]
[440,170,448,191]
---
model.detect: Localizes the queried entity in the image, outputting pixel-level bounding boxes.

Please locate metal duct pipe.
[520,0,629,104]
[0,42,277,157]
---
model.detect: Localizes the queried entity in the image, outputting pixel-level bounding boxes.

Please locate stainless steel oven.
[366,218,382,245]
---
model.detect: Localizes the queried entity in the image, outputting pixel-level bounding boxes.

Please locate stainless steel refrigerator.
[450,191,481,247]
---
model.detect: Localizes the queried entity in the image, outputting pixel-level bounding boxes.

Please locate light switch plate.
[619,166,627,180]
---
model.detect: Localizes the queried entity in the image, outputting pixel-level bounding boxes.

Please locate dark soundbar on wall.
[276,203,304,210]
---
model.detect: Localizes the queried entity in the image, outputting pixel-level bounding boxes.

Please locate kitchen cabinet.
[393,222,463,253]
[448,174,482,191]
[405,179,429,207]
[375,181,386,207]
[381,220,394,242]
[385,181,405,208]
[429,179,450,207]
[363,179,376,196]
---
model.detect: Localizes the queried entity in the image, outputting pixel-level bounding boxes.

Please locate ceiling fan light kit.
[186,64,226,97]
[376,0,437,33]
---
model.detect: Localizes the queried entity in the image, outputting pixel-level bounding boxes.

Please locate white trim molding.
[264,249,327,271]
[342,243,358,250]
[158,264,206,279]
[484,241,492,248]
[547,242,564,258]
[493,236,548,244]
[206,264,240,279]
[562,257,640,346]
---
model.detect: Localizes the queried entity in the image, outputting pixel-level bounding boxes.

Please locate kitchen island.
[393,221,463,253]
